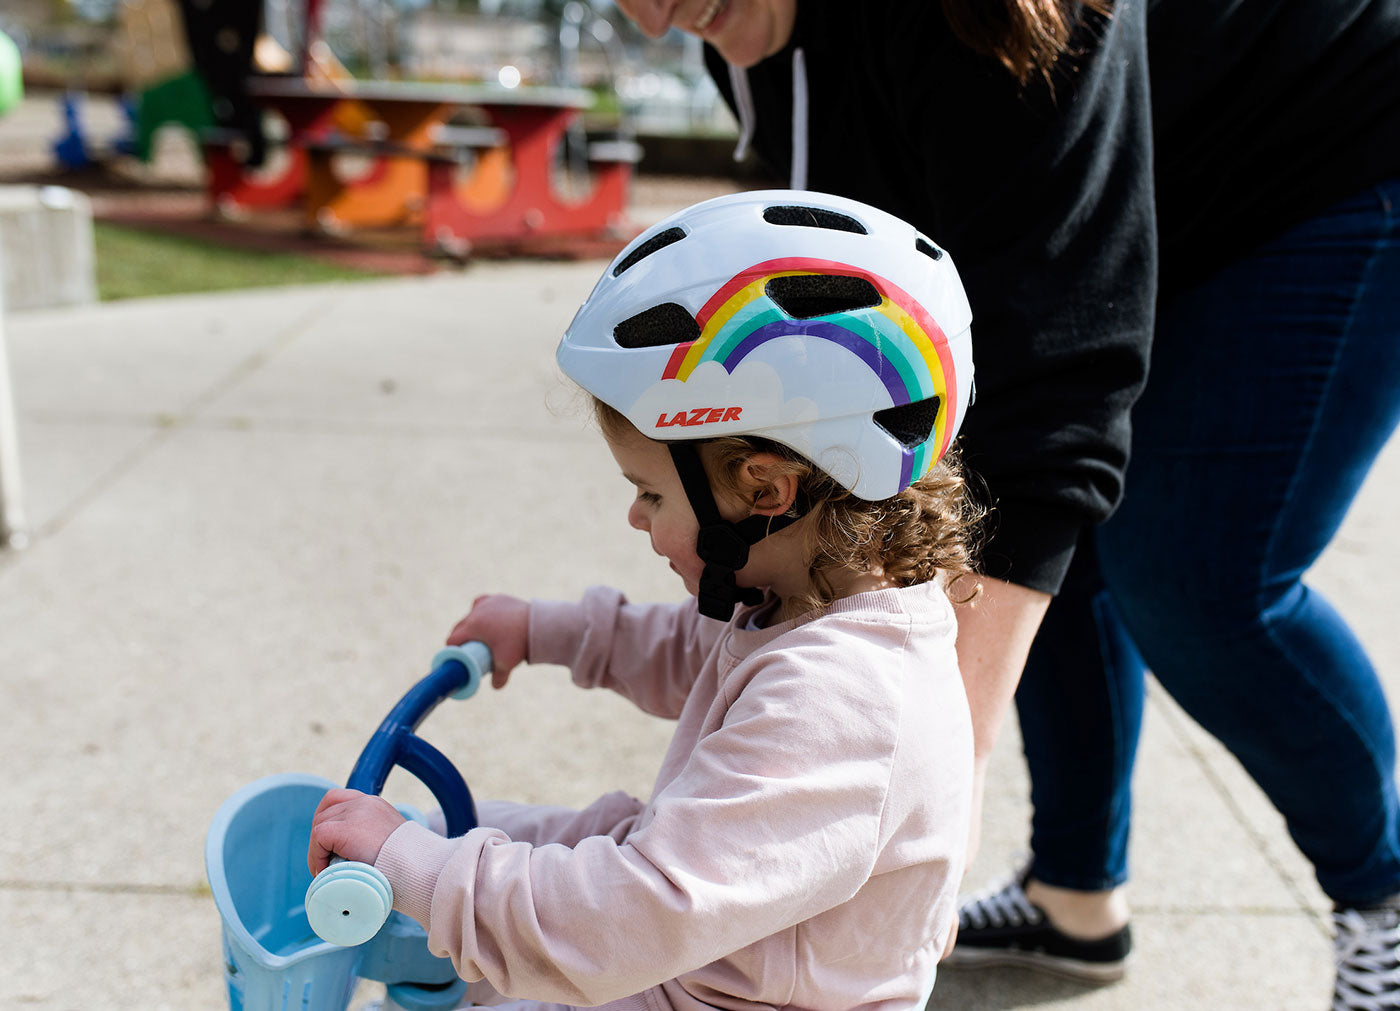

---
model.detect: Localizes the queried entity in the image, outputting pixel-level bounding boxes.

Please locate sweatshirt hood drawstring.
[727,47,808,190]
[727,60,756,165]
[789,47,808,190]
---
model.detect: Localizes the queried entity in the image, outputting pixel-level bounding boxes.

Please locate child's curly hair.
[596,400,983,615]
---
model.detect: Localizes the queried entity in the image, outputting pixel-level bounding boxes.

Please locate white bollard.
[0,242,25,549]
[0,185,97,312]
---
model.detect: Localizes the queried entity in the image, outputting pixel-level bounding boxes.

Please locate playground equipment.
[206,641,492,1011]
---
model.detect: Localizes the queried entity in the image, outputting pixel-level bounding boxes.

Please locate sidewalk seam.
[0,294,335,565]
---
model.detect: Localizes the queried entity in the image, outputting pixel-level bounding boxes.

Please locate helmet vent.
[765,274,881,320]
[874,396,941,451]
[762,205,868,234]
[613,302,701,349]
[916,237,944,261]
[612,227,687,277]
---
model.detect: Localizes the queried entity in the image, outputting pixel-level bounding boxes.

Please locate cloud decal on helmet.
[630,359,818,444]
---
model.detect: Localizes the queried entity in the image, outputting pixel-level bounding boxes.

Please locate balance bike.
[206,642,492,1011]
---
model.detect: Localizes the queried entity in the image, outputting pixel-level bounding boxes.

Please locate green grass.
[94,222,386,301]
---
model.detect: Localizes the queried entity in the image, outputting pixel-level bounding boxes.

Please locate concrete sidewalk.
[0,264,1396,1010]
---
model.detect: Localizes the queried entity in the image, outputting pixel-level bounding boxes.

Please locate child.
[309,190,980,1010]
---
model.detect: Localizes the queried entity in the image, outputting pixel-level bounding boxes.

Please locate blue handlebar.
[344,641,490,839]
[305,641,491,949]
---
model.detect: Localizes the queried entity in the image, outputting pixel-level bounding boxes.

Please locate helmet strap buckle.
[697,565,765,621]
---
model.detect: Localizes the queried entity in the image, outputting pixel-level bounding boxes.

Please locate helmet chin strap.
[667,442,804,621]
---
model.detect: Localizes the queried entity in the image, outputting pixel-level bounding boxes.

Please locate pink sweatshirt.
[375,583,973,1010]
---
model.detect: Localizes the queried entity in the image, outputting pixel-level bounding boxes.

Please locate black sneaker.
[1334,905,1400,1010]
[943,867,1132,982]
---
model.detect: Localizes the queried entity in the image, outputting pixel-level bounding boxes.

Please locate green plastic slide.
[0,31,22,116]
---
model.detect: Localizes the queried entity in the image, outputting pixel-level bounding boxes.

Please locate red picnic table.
[241,76,639,256]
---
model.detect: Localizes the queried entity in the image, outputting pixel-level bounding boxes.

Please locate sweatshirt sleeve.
[374,646,902,1006]
[924,2,1155,593]
[527,586,725,718]
[474,792,644,848]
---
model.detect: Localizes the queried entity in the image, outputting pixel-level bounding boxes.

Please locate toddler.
[309,190,980,1010]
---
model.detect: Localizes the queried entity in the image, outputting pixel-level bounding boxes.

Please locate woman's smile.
[693,0,728,33]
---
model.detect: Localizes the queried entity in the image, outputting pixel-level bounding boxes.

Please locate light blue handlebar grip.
[431,641,492,700]
[305,857,393,947]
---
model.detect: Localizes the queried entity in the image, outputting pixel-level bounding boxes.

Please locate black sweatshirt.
[707,0,1400,594]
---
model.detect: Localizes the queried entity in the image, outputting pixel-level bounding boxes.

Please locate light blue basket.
[207,773,468,1010]
[206,773,364,1011]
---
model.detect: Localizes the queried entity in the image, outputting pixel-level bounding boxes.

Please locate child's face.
[604,429,750,598]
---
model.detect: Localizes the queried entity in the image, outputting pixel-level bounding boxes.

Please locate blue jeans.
[1016,178,1400,906]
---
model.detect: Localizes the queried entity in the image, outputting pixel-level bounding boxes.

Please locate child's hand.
[446,594,529,689]
[308,788,406,875]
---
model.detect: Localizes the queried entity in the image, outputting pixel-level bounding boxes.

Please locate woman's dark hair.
[942,0,1114,85]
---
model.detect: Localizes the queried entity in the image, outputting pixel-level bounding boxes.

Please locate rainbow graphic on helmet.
[660,257,959,487]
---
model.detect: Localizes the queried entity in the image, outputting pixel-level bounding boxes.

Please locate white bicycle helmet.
[557,189,975,618]
[558,189,974,501]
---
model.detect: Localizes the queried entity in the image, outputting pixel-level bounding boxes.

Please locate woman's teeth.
[693,0,725,32]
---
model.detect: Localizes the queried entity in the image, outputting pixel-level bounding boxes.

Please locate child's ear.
[741,452,799,517]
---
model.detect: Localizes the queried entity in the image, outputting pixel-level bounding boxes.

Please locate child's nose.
[627,500,649,531]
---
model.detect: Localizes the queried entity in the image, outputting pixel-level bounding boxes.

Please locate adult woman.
[612,0,1400,1006]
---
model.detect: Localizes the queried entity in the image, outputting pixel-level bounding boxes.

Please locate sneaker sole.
[942,944,1128,983]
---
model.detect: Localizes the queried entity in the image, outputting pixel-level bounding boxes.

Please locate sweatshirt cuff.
[527,598,592,668]
[375,821,459,927]
[977,499,1086,596]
